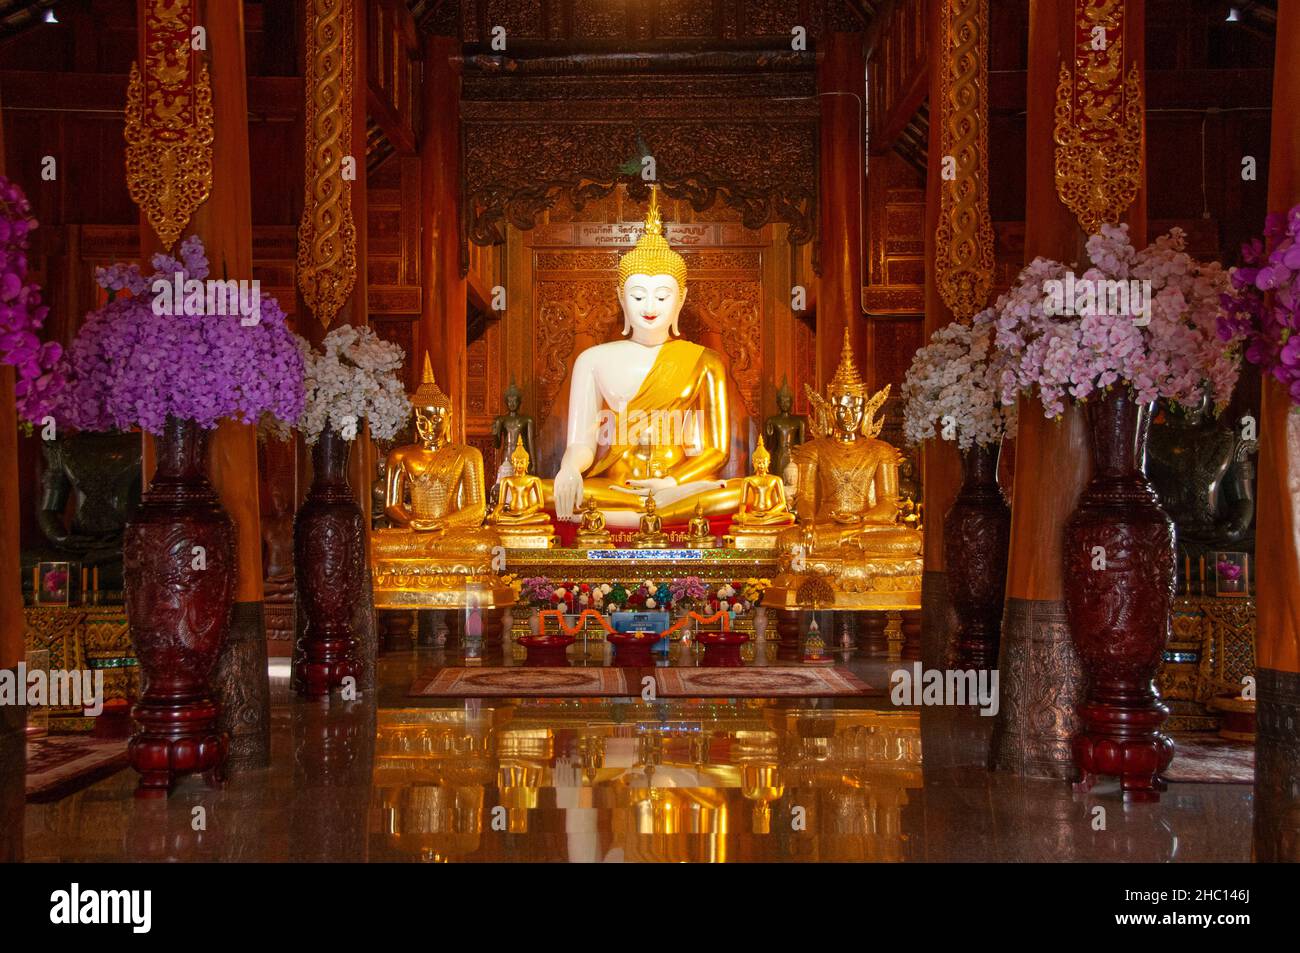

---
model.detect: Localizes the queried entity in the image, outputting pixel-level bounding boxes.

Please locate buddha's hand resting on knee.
[553,465,584,521]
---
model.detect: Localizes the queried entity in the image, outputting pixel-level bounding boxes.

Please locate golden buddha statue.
[727,437,795,549]
[574,494,614,549]
[765,331,923,611]
[633,493,669,549]
[371,355,509,610]
[487,437,555,549]
[686,500,716,548]
[545,186,740,529]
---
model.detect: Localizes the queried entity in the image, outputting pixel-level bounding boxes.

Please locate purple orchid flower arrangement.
[1218,203,1300,404]
[0,175,66,426]
[54,235,305,433]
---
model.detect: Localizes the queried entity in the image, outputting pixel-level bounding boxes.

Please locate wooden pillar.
[1254,0,1300,864]
[420,35,467,441]
[990,0,1145,779]
[189,1,270,770]
[816,32,867,389]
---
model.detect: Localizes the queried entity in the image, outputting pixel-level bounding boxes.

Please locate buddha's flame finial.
[752,436,772,471]
[829,328,867,397]
[411,352,452,410]
[617,184,687,292]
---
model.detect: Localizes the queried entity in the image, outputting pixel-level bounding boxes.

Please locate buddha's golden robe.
[545,339,742,520]
[779,437,921,556]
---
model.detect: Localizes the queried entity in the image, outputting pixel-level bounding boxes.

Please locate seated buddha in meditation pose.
[777,330,921,559]
[733,437,796,528]
[546,186,739,529]
[486,437,555,547]
[373,356,496,562]
[633,493,669,549]
[575,494,614,549]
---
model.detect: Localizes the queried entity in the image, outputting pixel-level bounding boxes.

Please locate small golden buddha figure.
[727,437,796,550]
[633,493,669,549]
[574,494,614,549]
[487,438,555,548]
[371,356,500,600]
[686,500,716,548]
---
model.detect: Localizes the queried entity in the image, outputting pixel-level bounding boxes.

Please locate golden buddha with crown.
[371,356,512,609]
[764,331,923,611]
[544,186,741,529]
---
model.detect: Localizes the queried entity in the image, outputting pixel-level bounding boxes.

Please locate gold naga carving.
[123,0,213,251]
[1053,0,1144,235]
[934,0,994,320]
[297,0,358,327]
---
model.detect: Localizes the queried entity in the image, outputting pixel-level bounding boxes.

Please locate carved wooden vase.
[123,416,234,797]
[942,441,1011,669]
[1063,390,1176,801]
[294,425,365,697]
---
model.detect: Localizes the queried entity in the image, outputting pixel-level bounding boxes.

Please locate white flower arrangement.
[297,325,412,444]
[903,320,1017,451]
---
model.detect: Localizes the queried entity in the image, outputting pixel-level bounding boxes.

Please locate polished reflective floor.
[14,648,1253,862]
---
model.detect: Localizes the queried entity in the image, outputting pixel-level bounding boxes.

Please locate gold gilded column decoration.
[1053,0,1144,235]
[934,0,994,320]
[124,0,213,251]
[297,0,357,328]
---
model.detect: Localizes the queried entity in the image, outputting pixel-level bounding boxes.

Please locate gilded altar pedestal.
[503,546,780,588]
[760,551,923,612]
[371,528,515,611]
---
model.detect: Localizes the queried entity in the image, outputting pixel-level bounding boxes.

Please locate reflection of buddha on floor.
[372,356,497,566]
[777,330,922,563]
[486,438,555,548]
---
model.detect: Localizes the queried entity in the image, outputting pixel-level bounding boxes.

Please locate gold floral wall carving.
[1053,0,1144,235]
[124,0,213,251]
[934,0,994,320]
[297,0,358,327]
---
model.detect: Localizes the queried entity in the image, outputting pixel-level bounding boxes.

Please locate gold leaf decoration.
[123,0,213,251]
[934,0,994,320]
[1053,0,1144,235]
[297,0,358,328]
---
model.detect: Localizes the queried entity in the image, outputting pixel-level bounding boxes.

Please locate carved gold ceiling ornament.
[123,0,213,252]
[297,0,358,328]
[1053,0,1144,236]
[934,0,995,320]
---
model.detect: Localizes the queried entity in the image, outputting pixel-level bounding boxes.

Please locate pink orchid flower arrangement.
[977,224,1238,418]
[54,235,305,434]
[0,175,66,426]
[1217,203,1300,404]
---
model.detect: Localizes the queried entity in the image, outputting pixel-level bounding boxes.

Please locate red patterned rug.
[26,734,129,802]
[1164,734,1254,784]
[654,667,871,697]
[411,667,631,697]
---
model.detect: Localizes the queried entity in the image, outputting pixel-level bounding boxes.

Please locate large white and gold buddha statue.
[546,186,739,529]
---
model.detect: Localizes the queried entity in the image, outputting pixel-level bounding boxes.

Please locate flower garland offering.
[981,224,1237,418]
[1217,203,1300,403]
[297,324,411,443]
[515,576,767,616]
[0,175,65,425]
[902,320,1016,450]
[55,235,304,433]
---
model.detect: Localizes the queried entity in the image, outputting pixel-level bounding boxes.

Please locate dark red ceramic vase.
[1063,390,1176,802]
[294,426,365,697]
[123,416,234,797]
[942,441,1011,669]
